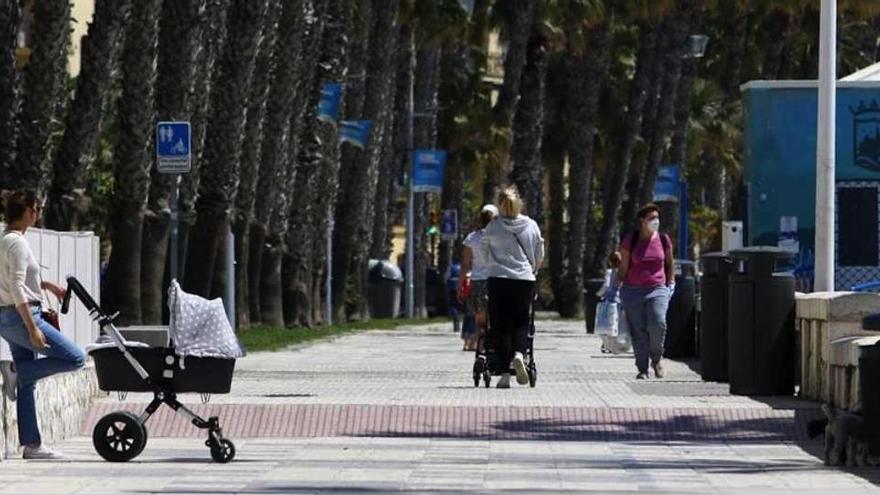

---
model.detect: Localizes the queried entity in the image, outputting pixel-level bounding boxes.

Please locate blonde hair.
[497,186,522,218]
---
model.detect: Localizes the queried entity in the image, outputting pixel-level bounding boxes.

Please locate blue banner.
[339,120,372,148]
[653,165,680,202]
[317,82,343,123]
[413,150,446,193]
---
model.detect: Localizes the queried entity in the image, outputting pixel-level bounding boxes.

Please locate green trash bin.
[727,247,796,396]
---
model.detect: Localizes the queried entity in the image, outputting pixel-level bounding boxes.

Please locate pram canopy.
[168,280,245,359]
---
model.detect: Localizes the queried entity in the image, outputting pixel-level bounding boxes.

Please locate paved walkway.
[1,320,879,493]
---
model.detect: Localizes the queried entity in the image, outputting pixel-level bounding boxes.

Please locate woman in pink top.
[614,203,675,380]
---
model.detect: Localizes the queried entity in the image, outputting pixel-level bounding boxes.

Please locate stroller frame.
[472,291,537,388]
[63,276,236,463]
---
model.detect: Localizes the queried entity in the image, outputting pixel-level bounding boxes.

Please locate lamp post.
[815,0,836,292]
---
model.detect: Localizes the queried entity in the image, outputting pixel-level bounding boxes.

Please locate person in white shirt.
[480,187,544,388]
[0,191,85,460]
[459,204,497,352]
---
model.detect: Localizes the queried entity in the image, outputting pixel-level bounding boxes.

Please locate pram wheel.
[209,438,236,463]
[93,411,147,462]
[528,364,537,388]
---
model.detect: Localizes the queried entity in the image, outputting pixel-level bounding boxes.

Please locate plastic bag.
[614,308,633,352]
[594,299,619,336]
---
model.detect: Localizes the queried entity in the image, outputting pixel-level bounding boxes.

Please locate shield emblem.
[853,100,880,172]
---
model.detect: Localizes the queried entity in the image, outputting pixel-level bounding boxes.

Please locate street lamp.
[815,0,836,291]
[686,35,710,59]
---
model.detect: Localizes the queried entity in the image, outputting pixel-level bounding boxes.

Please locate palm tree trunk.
[139,0,206,324]
[46,0,131,231]
[546,141,565,305]
[0,0,20,186]
[230,0,282,328]
[246,0,306,327]
[332,0,398,322]
[558,23,610,318]
[103,0,161,326]
[12,0,71,196]
[177,0,231,282]
[509,25,548,229]
[591,23,658,276]
[183,0,268,297]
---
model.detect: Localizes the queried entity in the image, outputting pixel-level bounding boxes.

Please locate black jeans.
[487,277,534,373]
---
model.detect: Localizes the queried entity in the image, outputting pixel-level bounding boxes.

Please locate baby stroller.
[63,276,244,463]
[472,292,537,388]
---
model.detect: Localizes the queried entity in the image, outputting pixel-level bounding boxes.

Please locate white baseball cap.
[481,204,498,216]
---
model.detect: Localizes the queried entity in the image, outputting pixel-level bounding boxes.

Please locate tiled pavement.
[1,320,879,493]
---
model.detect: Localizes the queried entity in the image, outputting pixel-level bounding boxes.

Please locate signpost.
[156,121,192,285]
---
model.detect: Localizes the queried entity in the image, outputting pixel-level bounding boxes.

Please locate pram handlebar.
[63,276,151,382]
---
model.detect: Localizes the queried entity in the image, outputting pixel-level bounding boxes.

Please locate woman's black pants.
[487,277,534,373]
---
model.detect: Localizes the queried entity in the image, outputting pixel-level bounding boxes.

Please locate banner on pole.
[317,83,343,123]
[413,150,446,193]
[339,120,372,148]
[653,165,681,202]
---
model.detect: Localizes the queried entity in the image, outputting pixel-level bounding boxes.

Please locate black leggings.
[487,277,534,372]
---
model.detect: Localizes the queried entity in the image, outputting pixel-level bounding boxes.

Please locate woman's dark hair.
[2,190,38,223]
[637,203,660,219]
[480,209,494,228]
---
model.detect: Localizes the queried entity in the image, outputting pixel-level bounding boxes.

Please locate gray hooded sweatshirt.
[480,214,544,281]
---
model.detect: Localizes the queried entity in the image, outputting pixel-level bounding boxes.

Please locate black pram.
[472,292,537,388]
[64,276,243,463]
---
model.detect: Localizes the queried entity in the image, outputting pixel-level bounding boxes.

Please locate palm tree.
[177,0,231,281]
[183,0,269,298]
[46,0,131,231]
[232,0,282,328]
[558,3,610,317]
[11,0,71,195]
[139,0,206,324]
[0,0,21,187]
[509,23,549,229]
[332,0,401,322]
[251,2,314,326]
[102,0,162,325]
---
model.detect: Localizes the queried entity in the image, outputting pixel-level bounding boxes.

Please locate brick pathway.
[0,319,877,493]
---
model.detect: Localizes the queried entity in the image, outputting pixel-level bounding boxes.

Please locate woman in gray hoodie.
[480,187,544,388]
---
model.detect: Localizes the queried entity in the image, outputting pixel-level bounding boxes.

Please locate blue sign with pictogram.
[440,209,457,241]
[156,121,191,174]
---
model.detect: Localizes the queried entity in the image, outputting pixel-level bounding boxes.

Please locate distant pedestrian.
[596,251,622,353]
[616,203,675,380]
[459,204,497,352]
[480,187,543,389]
[0,190,86,459]
[445,261,463,336]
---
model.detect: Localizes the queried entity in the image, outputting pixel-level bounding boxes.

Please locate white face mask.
[647,218,660,233]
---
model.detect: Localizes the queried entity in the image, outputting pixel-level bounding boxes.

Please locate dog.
[811,404,870,467]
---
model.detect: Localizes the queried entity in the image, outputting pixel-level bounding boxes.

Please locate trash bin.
[727,247,796,396]
[665,260,697,358]
[584,278,605,334]
[368,260,403,318]
[860,315,880,454]
[699,252,734,382]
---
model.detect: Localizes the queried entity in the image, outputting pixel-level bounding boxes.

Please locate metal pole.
[405,28,415,319]
[225,227,235,326]
[815,0,836,292]
[326,213,333,326]
[170,176,180,282]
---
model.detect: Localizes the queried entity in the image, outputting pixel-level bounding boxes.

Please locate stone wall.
[797,291,880,410]
[1,363,104,459]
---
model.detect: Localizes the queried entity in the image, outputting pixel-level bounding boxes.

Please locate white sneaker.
[0,361,17,401]
[22,444,64,460]
[496,374,511,389]
[512,352,529,385]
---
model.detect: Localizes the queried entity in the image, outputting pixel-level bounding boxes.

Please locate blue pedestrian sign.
[156,121,191,174]
[440,209,457,241]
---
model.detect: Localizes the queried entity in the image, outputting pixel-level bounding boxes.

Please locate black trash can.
[367,260,403,318]
[584,278,606,334]
[727,247,796,396]
[860,315,880,452]
[665,260,697,358]
[699,252,734,382]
